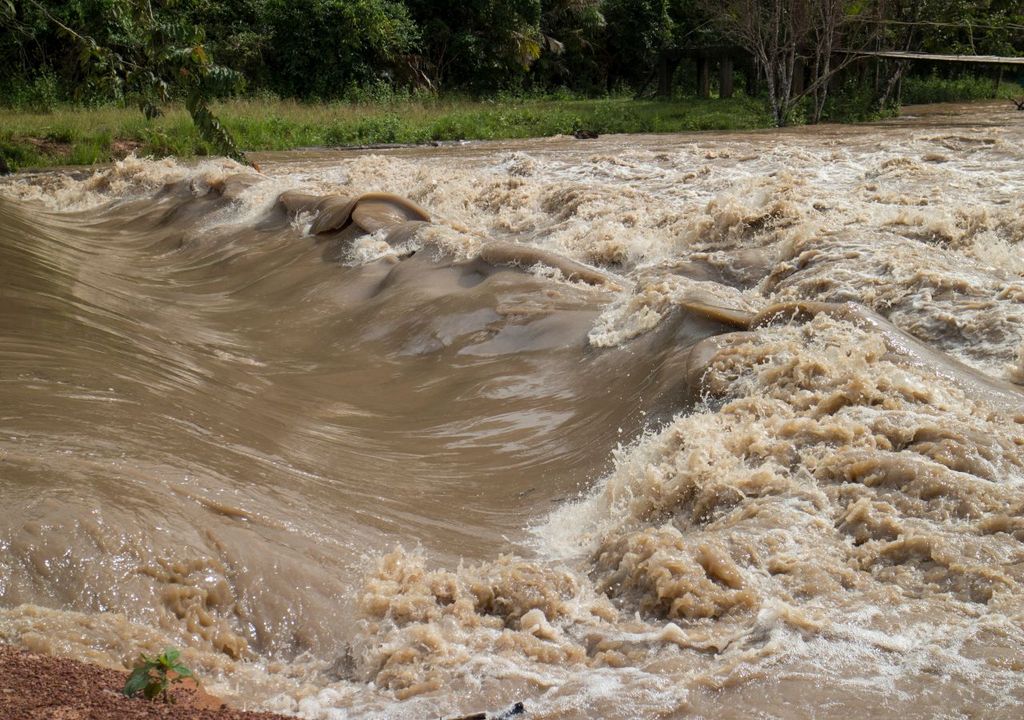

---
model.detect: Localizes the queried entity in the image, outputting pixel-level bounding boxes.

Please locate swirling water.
[2,102,1024,719]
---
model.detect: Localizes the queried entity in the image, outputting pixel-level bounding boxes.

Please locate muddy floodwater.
[2,102,1024,719]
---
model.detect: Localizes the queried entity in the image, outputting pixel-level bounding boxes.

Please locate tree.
[403,0,543,92]
[261,0,417,99]
[7,0,248,161]
[180,0,270,90]
[712,0,877,125]
[601,0,673,91]
[531,0,606,92]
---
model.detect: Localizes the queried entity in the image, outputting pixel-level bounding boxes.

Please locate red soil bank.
[0,644,292,720]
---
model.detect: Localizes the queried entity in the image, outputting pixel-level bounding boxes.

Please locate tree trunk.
[763,68,782,126]
[875,60,907,111]
[811,55,832,123]
[791,57,805,96]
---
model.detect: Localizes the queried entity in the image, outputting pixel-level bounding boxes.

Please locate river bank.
[3,77,1020,173]
[0,644,292,719]
[0,95,772,171]
[5,89,1020,173]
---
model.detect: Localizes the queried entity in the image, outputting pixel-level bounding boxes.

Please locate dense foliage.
[2,0,1023,119]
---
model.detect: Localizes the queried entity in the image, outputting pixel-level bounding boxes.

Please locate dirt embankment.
[0,644,292,720]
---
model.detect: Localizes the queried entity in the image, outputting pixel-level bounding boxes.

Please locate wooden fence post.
[719,58,734,98]
[697,57,710,98]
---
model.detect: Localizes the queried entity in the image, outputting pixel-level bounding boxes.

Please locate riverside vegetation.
[1,0,1022,169]
[3,76,1021,169]
[0,94,773,168]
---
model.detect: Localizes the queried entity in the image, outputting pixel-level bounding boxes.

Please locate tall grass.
[0,96,770,170]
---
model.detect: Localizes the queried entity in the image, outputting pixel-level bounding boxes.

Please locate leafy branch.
[27,0,248,163]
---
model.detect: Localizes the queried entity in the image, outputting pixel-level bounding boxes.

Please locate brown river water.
[2,102,1024,718]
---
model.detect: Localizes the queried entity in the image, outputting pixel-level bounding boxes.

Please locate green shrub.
[122,648,195,703]
[0,139,41,172]
[0,71,63,113]
[69,138,111,165]
[902,74,1017,104]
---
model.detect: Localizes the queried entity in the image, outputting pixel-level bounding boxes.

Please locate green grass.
[0,96,771,170]
[902,75,1022,105]
[4,82,1015,171]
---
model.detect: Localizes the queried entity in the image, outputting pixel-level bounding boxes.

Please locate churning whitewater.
[2,102,1024,719]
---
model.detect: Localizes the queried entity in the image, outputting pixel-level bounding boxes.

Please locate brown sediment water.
[2,101,1024,718]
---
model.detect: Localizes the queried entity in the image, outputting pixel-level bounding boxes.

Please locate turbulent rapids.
[2,103,1024,718]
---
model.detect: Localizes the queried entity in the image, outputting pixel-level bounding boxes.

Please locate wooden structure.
[675,46,752,99]
[839,50,1024,65]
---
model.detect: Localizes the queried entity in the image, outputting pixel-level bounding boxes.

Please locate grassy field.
[0,96,772,170]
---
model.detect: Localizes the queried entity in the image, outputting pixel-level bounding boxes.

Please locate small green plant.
[122,647,195,703]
